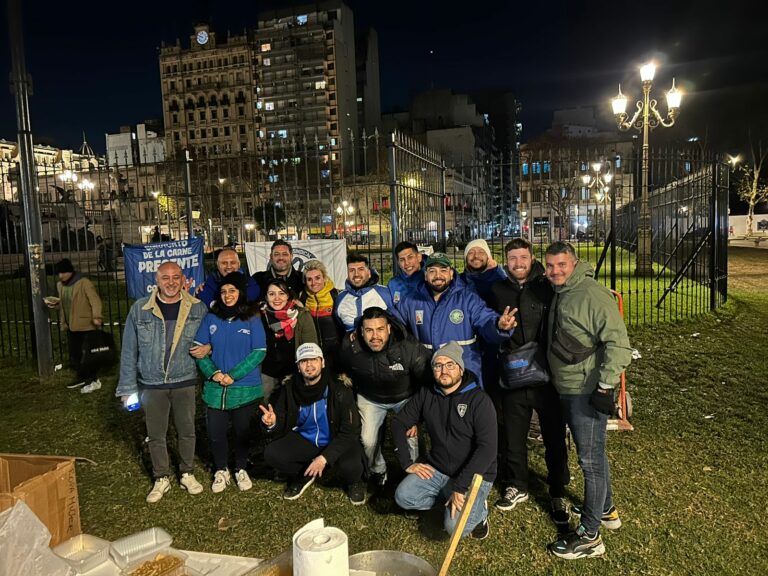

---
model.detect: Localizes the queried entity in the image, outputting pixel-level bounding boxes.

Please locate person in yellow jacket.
[46,258,103,390]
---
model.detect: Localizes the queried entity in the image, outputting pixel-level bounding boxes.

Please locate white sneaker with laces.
[146,476,171,503]
[180,472,204,495]
[211,469,231,494]
[80,379,102,394]
[235,469,253,491]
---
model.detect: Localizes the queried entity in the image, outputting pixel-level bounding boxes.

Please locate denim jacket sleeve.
[116,304,140,397]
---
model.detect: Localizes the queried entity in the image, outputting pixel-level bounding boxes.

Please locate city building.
[105,122,166,166]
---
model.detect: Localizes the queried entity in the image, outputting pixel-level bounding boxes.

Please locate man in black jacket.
[392,342,497,540]
[338,307,432,486]
[252,239,304,297]
[260,343,367,504]
[488,238,570,524]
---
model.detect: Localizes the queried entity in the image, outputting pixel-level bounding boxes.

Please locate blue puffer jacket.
[460,265,507,302]
[388,261,425,306]
[334,269,395,332]
[117,289,207,397]
[398,275,511,386]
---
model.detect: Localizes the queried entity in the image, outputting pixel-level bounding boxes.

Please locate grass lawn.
[0,247,766,575]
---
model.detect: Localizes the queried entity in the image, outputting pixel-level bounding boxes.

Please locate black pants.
[206,403,258,472]
[68,330,98,380]
[500,382,569,498]
[264,431,364,486]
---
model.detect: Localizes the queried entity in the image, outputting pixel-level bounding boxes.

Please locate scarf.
[263,301,299,340]
[292,371,329,406]
[304,279,335,318]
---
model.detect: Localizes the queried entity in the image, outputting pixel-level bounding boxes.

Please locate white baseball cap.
[296,342,324,362]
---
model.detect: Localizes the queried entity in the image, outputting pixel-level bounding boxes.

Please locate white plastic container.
[109,527,173,570]
[53,534,111,574]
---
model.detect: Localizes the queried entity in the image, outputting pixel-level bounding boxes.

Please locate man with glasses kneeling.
[391,342,497,540]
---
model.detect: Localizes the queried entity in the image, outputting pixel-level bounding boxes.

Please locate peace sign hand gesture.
[497,306,518,331]
[259,403,276,427]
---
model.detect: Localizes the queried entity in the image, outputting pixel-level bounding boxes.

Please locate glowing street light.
[612,61,682,276]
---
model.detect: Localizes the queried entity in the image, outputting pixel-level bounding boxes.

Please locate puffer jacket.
[546,261,632,395]
[338,311,432,404]
[334,269,395,332]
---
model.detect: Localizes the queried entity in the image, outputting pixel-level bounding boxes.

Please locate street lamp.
[336,199,354,241]
[244,222,255,243]
[582,161,614,243]
[151,190,161,236]
[612,61,682,276]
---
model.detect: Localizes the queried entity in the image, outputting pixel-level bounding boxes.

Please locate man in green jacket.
[544,242,632,560]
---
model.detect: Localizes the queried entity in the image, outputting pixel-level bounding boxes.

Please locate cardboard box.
[0,453,81,546]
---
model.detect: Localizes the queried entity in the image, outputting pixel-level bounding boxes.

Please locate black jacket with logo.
[338,312,432,404]
[392,372,498,492]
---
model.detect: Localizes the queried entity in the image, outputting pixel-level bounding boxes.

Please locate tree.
[736,133,768,237]
[253,202,286,238]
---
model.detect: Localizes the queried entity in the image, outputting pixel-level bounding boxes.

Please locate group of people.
[112,235,631,560]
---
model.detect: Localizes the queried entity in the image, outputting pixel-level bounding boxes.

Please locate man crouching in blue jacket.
[392,341,497,540]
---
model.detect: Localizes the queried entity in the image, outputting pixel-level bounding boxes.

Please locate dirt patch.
[728,247,768,293]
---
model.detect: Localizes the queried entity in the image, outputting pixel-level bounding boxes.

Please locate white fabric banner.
[244,240,348,289]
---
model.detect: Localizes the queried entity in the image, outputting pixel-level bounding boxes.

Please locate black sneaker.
[283,476,315,501]
[347,481,367,505]
[551,497,570,528]
[548,525,605,559]
[495,486,529,511]
[571,504,622,530]
[470,518,490,540]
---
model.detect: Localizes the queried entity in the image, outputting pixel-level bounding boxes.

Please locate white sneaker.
[235,469,253,492]
[80,379,102,394]
[146,476,171,503]
[180,472,204,495]
[211,469,231,494]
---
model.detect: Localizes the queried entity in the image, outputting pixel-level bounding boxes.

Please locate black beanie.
[54,259,75,274]
[220,271,248,295]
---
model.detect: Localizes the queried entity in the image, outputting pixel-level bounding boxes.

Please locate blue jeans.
[394,468,493,538]
[560,394,614,533]
[357,394,418,475]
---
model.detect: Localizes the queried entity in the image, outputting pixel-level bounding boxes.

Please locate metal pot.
[348,550,436,576]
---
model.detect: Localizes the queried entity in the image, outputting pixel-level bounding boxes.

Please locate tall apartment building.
[158,1,361,170]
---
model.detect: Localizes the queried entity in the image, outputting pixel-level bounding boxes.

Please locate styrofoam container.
[53,534,111,573]
[120,550,204,576]
[109,527,173,570]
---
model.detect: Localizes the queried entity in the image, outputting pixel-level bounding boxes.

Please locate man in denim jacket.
[117,261,208,503]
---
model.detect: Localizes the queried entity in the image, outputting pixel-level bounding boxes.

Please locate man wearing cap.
[196,247,260,307]
[460,239,507,302]
[260,343,367,505]
[334,251,395,333]
[46,258,104,390]
[116,261,208,503]
[392,341,497,540]
[398,252,517,387]
[337,306,433,487]
[252,239,304,297]
[388,241,425,306]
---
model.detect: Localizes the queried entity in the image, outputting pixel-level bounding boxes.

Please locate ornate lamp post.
[336,199,354,241]
[612,62,682,276]
[581,161,613,243]
[150,190,161,235]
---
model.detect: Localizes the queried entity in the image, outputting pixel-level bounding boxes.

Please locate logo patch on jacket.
[237,328,251,335]
[209,325,217,335]
[449,309,464,324]
[389,363,405,371]
[457,403,468,418]
[415,310,424,325]
[393,291,401,303]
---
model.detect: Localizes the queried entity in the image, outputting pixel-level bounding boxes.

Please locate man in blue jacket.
[392,342,497,540]
[196,248,260,307]
[398,252,517,386]
[460,239,507,302]
[388,241,425,306]
[334,252,394,332]
[117,261,209,503]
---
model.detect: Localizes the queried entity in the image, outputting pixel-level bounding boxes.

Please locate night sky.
[1,0,766,154]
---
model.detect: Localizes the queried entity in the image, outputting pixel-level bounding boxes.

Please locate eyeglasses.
[432,361,458,372]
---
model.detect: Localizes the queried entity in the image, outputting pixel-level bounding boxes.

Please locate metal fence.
[0,133,728,362]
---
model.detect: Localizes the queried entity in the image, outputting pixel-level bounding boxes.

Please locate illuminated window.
[297,15,308,25]
[268,174,279,183]
[315,80,326,90]
[543,161,551,174]
[615,156,622,169]
[256,101,263,110]
[261,43,271,52]
[278,129,288,139]
[265,102,275,111]
[533,162,541,174]
[263,58,271,66]
[522,163,529,176]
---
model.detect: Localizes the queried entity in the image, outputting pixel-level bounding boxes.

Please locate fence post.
[387,132,399,271]
[8,0,53,377]
[440,160,447,251]
[610,182,617,291]
[709,159,718,311]
[183,149,194,239]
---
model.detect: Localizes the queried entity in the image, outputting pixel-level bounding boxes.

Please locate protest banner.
[123,237,205,299]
